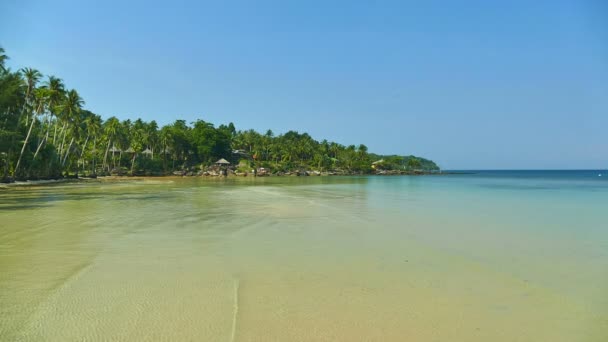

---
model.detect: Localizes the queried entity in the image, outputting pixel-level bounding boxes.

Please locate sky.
[1,0,607,169]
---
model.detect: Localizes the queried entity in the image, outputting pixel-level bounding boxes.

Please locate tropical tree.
[19,68,42,126]
[45,76,65,145]
[57,89,84,167]
[0,46,7,72]
[1,46,441,179]
[78,111,102,173]
[102,117,120,171]
[0,62,24,179]
[14,86,45,177]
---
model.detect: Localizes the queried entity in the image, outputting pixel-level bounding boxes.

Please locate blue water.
[451,170,607,180]
[366,170,608,293]
[1,170,607,340]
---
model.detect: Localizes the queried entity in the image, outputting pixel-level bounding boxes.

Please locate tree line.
[0,46,438,181]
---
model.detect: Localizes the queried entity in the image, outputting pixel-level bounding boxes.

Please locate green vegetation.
[368,154,440,172]
[0,47,439,181]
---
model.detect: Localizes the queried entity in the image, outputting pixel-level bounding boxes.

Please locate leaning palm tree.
[43,76,65,144]
[19,68,42,126]
[14,88,47,177]
[79,112,101,173]
[31,88,52,160]
[57,90,84,166]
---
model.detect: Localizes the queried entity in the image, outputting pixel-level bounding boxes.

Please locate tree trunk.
[52,118,59,144]
[130,154,136,175]
[103,139,111,171]
[43,114,52,145]
[32,103,49,160]
[92,137,97,174]
[32,134,47,159]
[14,115,36,177]
[79,134,90,171]
[58,123,68,156]
[62,137,74,166]
[18,94,32,128]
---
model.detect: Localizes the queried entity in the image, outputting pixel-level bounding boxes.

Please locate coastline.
[0,171,452,188]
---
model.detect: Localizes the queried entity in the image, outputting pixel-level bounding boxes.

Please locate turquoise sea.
[1,171,607,341]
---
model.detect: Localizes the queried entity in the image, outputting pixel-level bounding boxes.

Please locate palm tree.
[30,75,64,158]
[19,68,42,126]
[57,90,84,167]
[85,114,102,174]
[262,129,274,160]
[44,76,65,145]
[0,46,8,72]
[31,88,52,160]
[14,87,46,177]
[0,67,24,180]
[102,117,120,171]
[146,120,159,158]
[78,111,100,173]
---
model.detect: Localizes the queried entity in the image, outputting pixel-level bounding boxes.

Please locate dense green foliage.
[368,154,440,171]
[0,47,438,180]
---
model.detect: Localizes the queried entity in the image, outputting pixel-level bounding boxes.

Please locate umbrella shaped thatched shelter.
[215,158,230,176]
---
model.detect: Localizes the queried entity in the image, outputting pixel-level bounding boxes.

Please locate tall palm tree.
[44,76,65,145]
[159,126,173,171]
[86,114,102,174]
[31,88,52,159]
[14,87,46,177]
[78,112,100,172]
[57,90,84,166]
[102,117,120,171]
[19,68,42,126]
[146,120,159,158]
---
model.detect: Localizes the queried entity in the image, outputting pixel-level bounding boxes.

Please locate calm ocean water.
[1,171,607,341]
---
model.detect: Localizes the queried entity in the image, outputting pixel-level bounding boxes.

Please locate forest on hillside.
[0,46,439,181]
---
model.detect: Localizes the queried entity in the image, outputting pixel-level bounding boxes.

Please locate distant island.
[0,46,439,181]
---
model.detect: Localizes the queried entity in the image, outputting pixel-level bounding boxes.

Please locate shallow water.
[1,173,607,341]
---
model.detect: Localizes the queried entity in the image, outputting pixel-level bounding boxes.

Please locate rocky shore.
[1,168,447,185]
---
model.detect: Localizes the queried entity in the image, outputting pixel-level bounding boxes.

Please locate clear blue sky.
[1,0,607,169]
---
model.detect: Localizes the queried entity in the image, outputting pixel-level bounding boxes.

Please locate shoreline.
[0,172,456,188]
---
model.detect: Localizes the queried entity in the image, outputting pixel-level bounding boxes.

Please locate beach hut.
[215,158,230,176]
[108,146,123,170]
[371,159,384,169]
[142,148,153,158]
[215,158,230,166]
[124,147,135,153]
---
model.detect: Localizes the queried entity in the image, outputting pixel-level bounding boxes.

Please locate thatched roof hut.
[215,158,230,165]
[109,146,121,153]
[371,159,384,170]
[142,148,153,155]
